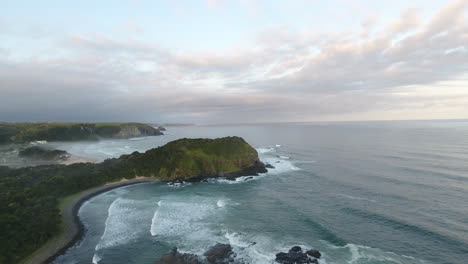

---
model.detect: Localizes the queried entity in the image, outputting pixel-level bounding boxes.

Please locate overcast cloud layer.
[1,0,468,123]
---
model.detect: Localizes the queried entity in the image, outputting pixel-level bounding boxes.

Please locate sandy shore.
[25,177,159,264]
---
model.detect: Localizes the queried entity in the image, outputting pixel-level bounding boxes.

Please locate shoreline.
[24,177,159,264]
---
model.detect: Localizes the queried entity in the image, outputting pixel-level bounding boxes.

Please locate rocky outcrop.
[275,246,321,264]
[18,146,70,161]
[155,247,200,264]
[155,244,322,264]
[306,249,321,259]
[155,244,235,264]
[113,123,163,138]
[203,243,235,264]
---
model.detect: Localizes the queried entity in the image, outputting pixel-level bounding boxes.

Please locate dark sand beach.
[24,178,159,264]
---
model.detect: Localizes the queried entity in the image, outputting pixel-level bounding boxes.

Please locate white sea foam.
[129,136,150,141]
[275,144,282,147]
[30,140,47,145]
[217,199,227,208]
[210,175,265,184]
[224,231,251,247]
[256,147,276,154]
[321,241,424,264]
[295,160,317,164]
[150,201,161,236]
[167,181,192,188]
[222,231,280,264]
[95,198,150,251]
[149,197,221,239]
[344,244,404,264]
[147,195,235,256]
[262,156,301,174]
[92,253,101,264]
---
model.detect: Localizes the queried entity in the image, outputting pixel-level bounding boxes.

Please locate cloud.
[1,0,468,123]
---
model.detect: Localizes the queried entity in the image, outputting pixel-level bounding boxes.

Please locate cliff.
[0,122,163,144]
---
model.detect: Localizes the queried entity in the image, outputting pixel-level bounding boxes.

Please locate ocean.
[48,121,468,264]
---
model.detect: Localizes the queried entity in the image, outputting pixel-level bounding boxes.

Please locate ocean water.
[50,121,468,264]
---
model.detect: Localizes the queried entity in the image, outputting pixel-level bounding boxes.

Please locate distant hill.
[0,122,163,144]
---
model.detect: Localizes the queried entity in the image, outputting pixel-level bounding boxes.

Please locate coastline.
[24,177,159,264]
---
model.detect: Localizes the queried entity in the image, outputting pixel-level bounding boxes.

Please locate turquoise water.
[51,121,468,264]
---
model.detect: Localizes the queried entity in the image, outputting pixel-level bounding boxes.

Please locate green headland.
[0,136,266,263]
[0,122,163,144]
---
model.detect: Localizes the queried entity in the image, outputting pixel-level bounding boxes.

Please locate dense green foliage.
[0,122,162,144]
[0,137,261,263]
[19,146,70,161]
[112,137,260,180]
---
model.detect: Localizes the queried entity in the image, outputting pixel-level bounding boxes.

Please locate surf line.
[24,177,159,264]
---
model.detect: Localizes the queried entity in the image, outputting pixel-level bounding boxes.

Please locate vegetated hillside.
[0,137,266,264]
[19,146,70,161]
[0,122,163,144]
[112,137,262,181]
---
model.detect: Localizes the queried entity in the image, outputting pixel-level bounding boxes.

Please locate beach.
[24,177,159,264]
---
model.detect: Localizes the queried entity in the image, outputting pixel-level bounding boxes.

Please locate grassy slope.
[0,137,261,263]
[114,137,259,180]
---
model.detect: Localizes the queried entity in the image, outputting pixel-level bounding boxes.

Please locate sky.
[1,0,468,124]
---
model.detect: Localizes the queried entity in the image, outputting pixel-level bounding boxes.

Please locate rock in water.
[275,246,321,264]
[306,249,321,259]
[154,247,200,264]
[203,243,235,264]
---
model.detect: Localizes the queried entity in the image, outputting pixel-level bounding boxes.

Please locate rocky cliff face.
[113,124,163,138]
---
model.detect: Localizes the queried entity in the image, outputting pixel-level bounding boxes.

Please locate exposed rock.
[275,246,321,264]
[265,163,275,169]
[155,247,200,264]
[223,160,267,180]
[306,249,321,259]
[203,243,235,264]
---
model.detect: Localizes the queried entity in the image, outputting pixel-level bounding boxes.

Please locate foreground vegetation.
[0,122,162,144]
[0,137,264,263]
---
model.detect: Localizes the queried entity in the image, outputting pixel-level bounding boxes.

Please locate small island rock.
[154,247,200,264]
[275,246,321,264]
[203,243,235,264]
